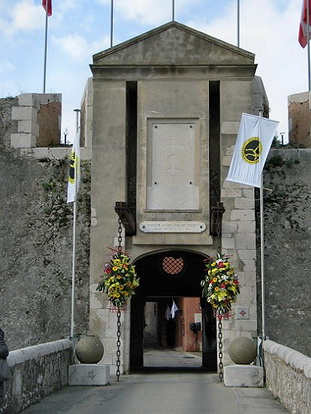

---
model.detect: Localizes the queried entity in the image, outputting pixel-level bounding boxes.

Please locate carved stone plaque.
[147,121,199,210]
[139,221,206,233]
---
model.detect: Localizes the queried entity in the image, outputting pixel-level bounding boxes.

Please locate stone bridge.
[0,339,311,413]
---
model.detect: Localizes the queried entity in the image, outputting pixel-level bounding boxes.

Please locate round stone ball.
[75,335,104,364]
[229,337,257,364]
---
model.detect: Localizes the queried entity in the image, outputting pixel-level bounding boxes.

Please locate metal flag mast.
[110,0,114,48]
[259,109,266,366]
[43,6,49,92]
[307,0,311,91]
[70,109,81,339]
[237,0,240,47]
[172,0,175,21]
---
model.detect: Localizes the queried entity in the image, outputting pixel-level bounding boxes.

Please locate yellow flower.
[212,277,218,283]
[112,266,119,271]
[214,287,220,292]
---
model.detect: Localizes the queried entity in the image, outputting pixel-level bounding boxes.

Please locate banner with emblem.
[226,113,279,188]
[67,129,81,203]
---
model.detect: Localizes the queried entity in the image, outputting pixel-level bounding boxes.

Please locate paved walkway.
[22,348,288,414]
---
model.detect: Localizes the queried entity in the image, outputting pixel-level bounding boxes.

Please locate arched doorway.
[130,249,217,371]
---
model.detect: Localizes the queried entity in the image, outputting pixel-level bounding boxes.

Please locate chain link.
[115,216,123,381]
[118,217,122,252]
[116,309,121,382]
[218,318,224,381]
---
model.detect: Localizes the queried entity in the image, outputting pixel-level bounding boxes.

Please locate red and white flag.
[299,0,311,48]
[42,0,52,17]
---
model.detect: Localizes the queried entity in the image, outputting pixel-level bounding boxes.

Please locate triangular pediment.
[92,22,255,66]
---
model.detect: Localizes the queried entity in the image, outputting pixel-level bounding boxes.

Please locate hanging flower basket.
[96,250,139,308]
[201,253,240,316]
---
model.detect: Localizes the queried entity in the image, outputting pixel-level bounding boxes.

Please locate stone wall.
[221,141,257,365]
[262,149,311,358]
[0,98,90,351]
[264,340,311,414]
[1,340,72,413]
[288,92,311,147]
[11,94,61,148]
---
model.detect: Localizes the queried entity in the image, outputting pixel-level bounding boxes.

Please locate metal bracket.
[210,202,226,237]
[115,201,136,236]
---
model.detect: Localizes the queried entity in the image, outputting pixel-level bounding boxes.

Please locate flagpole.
[237,0,240,47]
[110,0,114,48]
[258,110,266,342]
[307,0,311,91]
[260,173,266,341]
[70,109,80,339]
[43,9,48,93]
[172,0,175,21]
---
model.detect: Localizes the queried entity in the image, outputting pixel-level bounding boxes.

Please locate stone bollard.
[68,335,110,385]
[224,337,264,387]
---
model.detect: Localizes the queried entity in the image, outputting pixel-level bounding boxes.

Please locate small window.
[162,256,185,276]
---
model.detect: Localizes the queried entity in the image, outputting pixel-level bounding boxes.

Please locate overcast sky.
[0,0,307,143]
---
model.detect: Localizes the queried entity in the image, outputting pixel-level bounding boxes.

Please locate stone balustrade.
[1,339,72,413]
[264,339,311,414]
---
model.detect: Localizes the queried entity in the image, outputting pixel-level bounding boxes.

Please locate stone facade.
[5,22,310,382]
[88,22,263,372]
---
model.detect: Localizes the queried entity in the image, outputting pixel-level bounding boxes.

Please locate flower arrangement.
[201,253,240,315]
[96,250,139,308]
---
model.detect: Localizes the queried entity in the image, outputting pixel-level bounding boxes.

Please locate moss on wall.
[260,149,311,357]
[0,98,90,349]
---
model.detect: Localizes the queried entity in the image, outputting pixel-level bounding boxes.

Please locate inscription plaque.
[139,221,206,233]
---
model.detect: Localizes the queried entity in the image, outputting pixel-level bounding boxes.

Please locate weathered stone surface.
[1,340,72,413]
[0,98,90,351]
[224,365,264,387]
[75,335,104,363]
[262,149,311,358]
[229,337,257,364]
[68,364,110,385]
[264,340,311,414]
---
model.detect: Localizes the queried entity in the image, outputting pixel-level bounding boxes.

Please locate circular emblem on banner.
[241,137,262,164]
[68,150,77,183]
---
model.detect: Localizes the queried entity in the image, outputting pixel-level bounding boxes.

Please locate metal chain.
[116,216,123,381]
[117,217,122,252]
[216,203,223,381]
[218,318,224,381]
[116,309,121,382]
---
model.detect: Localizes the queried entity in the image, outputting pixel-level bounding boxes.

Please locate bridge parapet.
[264,340,311,414]
[1,339,72,413]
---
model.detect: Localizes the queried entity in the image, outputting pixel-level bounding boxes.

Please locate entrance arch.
[130,249,217,371]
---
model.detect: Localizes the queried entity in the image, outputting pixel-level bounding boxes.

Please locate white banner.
[226,113,279,188]
[67,129,81,203]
